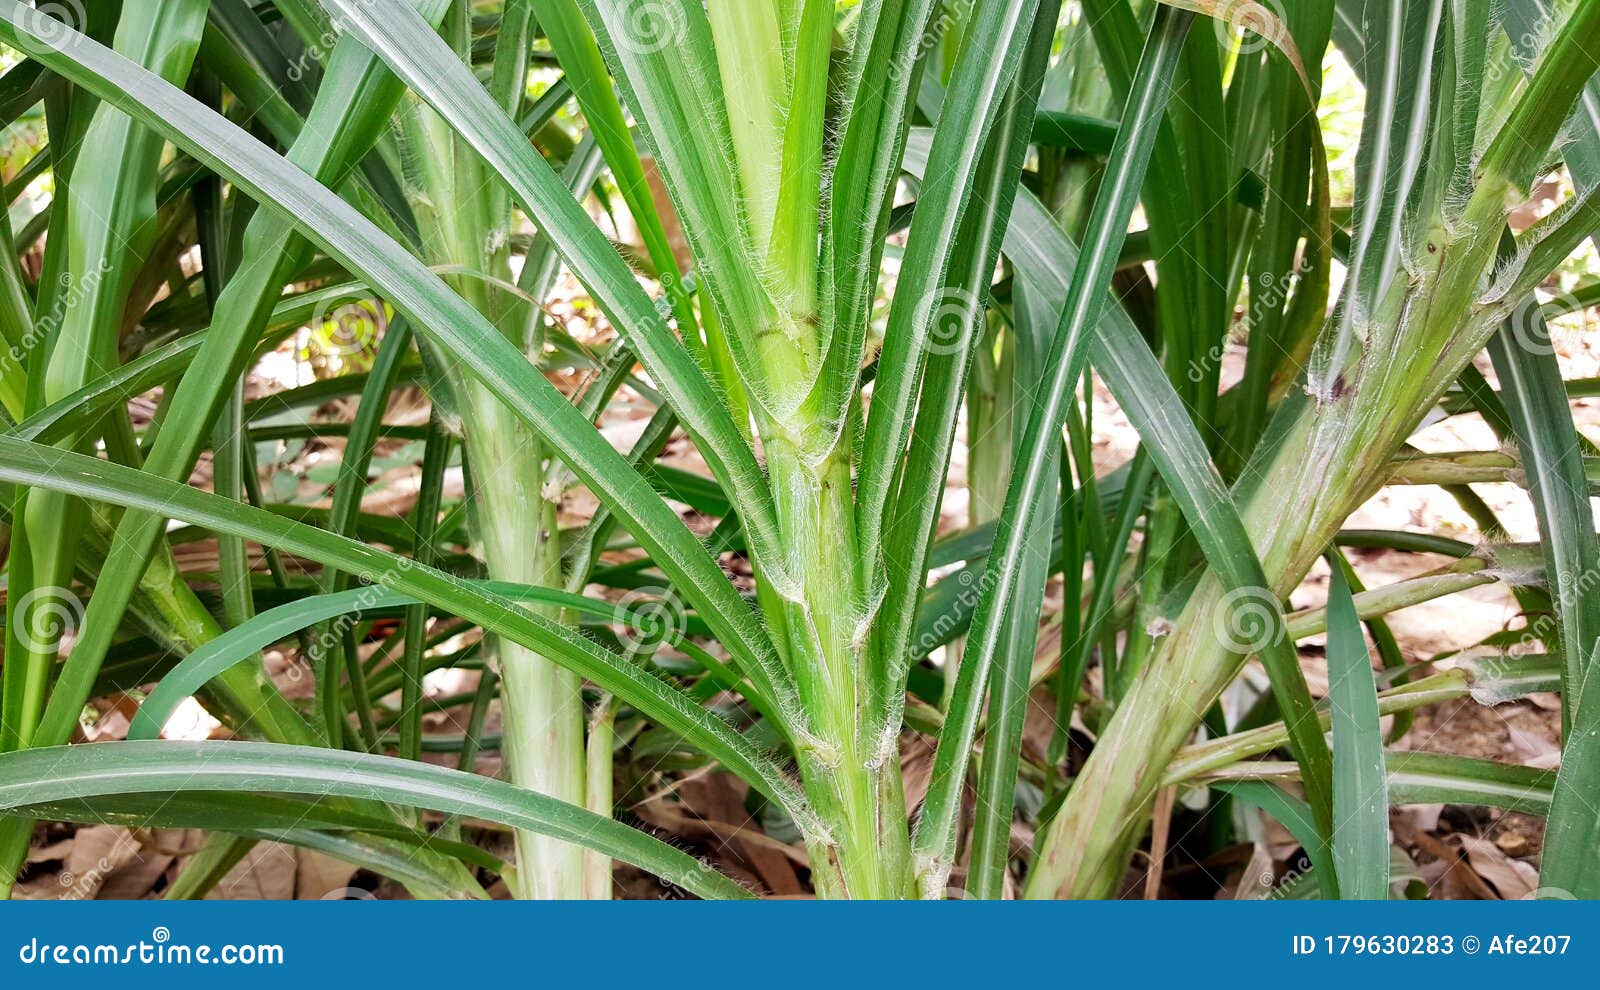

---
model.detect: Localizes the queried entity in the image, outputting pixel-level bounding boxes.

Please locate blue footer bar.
[4,900,1596,987]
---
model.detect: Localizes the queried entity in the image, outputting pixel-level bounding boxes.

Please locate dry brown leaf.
[206,842,297,900]
[1458,834,1539,900]
[899,733,935,812]
[1231,844,1278,900]
[1506,725,1561,770]
[97,849,175,900]
[1526,692,1562,712]
[294,848,359,900]
[25,835,71,864]
[59,826,143,900]
[1398,803,1444,833]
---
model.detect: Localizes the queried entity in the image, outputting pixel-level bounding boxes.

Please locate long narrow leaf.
[0,742,752,900]
[1326,558,1389,900]
[0,434,813,828]
[913,8,1194,897]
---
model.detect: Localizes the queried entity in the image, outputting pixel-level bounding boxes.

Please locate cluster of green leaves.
[0,0,1597,901]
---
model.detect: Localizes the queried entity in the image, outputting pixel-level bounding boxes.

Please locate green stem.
[583,700,615,899]
[1166,671,1471,786]
[765,423,910,898]
[401,24,586,894]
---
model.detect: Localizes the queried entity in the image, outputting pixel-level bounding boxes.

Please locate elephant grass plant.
[0,0,1598,902]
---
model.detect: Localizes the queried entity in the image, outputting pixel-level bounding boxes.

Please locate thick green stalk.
[688,0,910,897]
[701,0,828,410]
[763,420,911,898]
[399,6,584,895]
[468,399,584,899]
[705,0,786,260]
[1026,2,1600,898]
[583,701,615,899]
